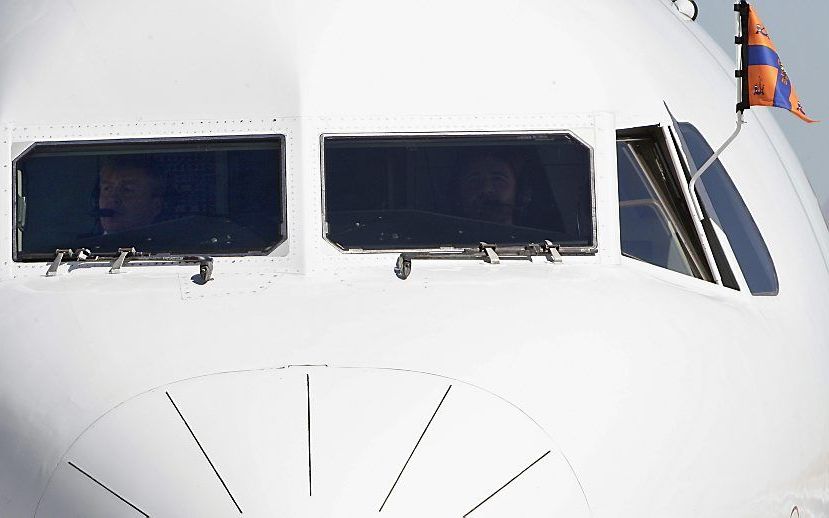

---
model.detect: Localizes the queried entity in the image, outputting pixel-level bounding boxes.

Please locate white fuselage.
[0,1,827,517]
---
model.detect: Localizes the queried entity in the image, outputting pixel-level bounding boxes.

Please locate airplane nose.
[36,367,589,517]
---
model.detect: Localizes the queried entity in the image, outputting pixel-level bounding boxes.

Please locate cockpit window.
[14,137,284,260]
[617,136,712,280]
[323,134,594,251]
[677,123,779,295]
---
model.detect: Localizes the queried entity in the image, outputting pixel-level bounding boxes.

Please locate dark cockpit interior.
[323,134,594,251]
[14,137,284,259]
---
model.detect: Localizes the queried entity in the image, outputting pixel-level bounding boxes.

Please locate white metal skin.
[1,0,828,517]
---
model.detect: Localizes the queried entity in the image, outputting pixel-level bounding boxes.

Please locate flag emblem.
[753,82,765,96]
[742,4,816,122]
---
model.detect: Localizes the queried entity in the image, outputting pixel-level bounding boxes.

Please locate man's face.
[98,166,163,233]
[459,156,518,225]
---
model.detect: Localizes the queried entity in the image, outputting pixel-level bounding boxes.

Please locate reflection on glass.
[617,141,702,278]
[323,135,594,250]
[677,123,778,295]
[15,137,284,259]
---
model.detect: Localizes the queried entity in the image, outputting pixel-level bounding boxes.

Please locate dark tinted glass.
[323,135,593,250]
[617,141,704,278]
[677,123,778,295]
[15,137,284,259]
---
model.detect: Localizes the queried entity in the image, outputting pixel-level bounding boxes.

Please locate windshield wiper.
[45,247,214,284]
[394,241,562,280]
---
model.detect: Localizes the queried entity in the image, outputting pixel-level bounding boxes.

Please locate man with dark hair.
[98,155,165,233]
[456,149,528,226]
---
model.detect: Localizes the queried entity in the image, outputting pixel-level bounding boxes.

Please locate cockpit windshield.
[14,137,284,260]
[323,134,594,251]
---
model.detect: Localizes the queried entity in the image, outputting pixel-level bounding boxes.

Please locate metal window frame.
[11,134,287,262]
[661,124,737,289]
[616,129,717,283]
[319,130,598,255]
[671,121,779,296]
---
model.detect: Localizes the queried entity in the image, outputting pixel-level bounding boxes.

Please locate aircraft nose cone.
[36,367,589,517]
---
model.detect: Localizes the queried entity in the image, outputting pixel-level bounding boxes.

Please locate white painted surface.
[0,0,827,517]
[823,199,829,228]
[37,368,588,517]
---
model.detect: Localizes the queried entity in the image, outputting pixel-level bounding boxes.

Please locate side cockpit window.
[677,123,778,295]
[617,134,713,281]
[323,134,595,253]
[14,137,285,260]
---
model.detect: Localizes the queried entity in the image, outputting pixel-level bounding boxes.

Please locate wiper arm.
[394,241,562,280]
[45,247,214,284]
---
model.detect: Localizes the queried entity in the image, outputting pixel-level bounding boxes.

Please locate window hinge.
[109,247,135,274]
[46,249,73,277]
[394,241,562,280]
[481,242,500,264]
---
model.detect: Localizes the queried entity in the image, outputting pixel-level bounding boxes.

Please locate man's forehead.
[100,166,153,181]
[464,156,515,175]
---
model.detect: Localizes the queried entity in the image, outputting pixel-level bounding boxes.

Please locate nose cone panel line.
[35,367,589,518]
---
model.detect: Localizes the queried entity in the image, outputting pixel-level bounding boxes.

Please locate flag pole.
[688,112,745,220]
[688,0,749,221]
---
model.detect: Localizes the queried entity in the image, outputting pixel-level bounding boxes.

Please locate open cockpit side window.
[322,134,595,253]
[616,129,714,282]
[13,136,285,260]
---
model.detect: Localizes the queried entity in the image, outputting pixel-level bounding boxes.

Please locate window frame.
[670,121,779,296]
[664,124,742,291]
[11,134,288,262]
[319,131,598,255]
[616,127,717,284]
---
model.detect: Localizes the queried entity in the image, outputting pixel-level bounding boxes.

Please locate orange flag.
[738,2,817,123]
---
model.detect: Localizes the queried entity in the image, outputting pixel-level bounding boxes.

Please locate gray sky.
[693,0,828,222]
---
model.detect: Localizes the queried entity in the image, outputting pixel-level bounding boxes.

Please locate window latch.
[544,240,563,263]
[44,247,212,284]
[196,257,214,285]
[107,249,212,283]
[480,242,500,264]
[45,248,91,277]
[109,247,135,274]
[46,249,73,277]
[394,241,562,280]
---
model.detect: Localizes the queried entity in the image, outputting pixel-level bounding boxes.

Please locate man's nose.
[100,191,120,207]
[482,177,497,195]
